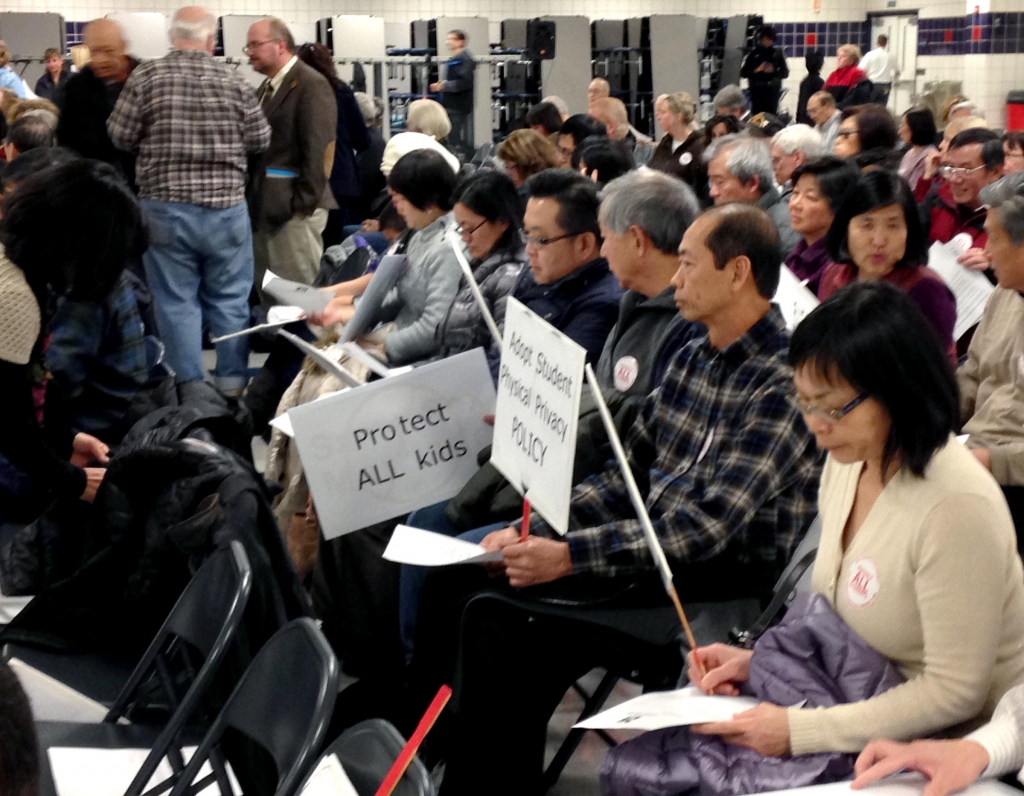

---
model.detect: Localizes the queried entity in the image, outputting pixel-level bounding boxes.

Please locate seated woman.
[0,160,145,522]
[832,104,899,169]
[785,156,859,294]
[898,108,938,192]
[495,128,563,190]
[436,170,528,360]
[704,113,741,143]
[648,92,707,197]
[601,281,1024,796]
[316,148,462,365]
[818,169,957,360]
[824,44,873,107]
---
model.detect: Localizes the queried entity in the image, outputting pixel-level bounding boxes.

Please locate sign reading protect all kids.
[289,348,496,539]
[490,297,586,534]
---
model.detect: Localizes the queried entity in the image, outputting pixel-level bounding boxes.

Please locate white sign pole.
[446,228,504,349]
[583,362,705,668]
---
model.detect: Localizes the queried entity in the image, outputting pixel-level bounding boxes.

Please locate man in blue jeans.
[108,6,270,393]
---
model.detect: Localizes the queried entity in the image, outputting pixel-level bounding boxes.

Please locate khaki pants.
[253,207,329,309]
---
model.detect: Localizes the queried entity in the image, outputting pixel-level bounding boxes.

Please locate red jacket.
[915,175,989,249]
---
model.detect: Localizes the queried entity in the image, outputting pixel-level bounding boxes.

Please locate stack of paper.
[573,686,757,732]
[927,241,995,340]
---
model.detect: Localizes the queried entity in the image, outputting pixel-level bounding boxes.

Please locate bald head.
[84,18,128,82]
[246,18,295,78]
[588,78,610,106]
[170,6,217,52]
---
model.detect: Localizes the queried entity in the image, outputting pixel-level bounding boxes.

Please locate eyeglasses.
[787,392,869,424]
[456,219,488,237]
[243,38,280,53]
[939,164,985,179]
[519,230,580,249]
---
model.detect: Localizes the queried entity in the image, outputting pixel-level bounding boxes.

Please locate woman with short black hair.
[818,169,956,360]
[898,108,939,191]
[833,104,899,168]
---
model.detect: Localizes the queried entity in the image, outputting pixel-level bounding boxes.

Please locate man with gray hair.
[704,133,801,254]
[958,178,1024,520]
[4,115,54,160]
[713,84,748,120]
[108,6,271,394]
[597,169,703,397]
[770,123,823,199]
[807,90,841,152]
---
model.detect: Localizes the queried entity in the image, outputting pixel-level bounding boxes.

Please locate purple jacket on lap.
[600,592,904,796]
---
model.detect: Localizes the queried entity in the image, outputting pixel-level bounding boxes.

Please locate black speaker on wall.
[525,19,556,59]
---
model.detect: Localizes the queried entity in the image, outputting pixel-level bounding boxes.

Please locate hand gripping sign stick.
[446,227,504,349]
[584,363,707,678]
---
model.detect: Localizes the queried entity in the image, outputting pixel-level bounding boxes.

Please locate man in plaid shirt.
[108,6,270,394]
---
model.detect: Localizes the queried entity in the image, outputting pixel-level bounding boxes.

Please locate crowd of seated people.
[7,16,1024,796]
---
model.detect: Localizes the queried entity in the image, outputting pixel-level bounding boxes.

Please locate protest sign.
[339,254,408,342]
[262,271,331,314]
[289,348,496,539]
[489,298,586,534]
[773,265,820,331]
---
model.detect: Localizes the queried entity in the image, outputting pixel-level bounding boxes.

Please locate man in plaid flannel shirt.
[107,7,270,395]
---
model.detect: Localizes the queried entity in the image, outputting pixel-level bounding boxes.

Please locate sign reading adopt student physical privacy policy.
[289,348,496,539]
[490,298,586,534]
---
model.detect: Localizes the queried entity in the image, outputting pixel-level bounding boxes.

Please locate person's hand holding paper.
[958,248,991,271]
[852,738,991,796]
[692,702,791,757]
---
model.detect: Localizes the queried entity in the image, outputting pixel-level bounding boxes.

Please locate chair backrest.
[169,618,339,796]
[298,719,434,796]
[111,541,252,796]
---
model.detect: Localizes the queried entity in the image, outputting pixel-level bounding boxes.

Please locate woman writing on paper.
[601,282,1024,796]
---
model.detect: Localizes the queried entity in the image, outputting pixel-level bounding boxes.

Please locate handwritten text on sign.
[490,298,586,534]
[289,348,496,539]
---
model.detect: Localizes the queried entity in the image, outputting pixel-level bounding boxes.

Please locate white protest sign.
[262,271,331,314]
[490,297,586,534]
[773,265,820,331]
[289,348,496,539]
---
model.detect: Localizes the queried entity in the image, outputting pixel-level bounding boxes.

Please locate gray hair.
[169,8,216,43]
[982,172,1024,245]
[713,84,746,112]
[599,169,701,254]
[406,98,451,140]
[703,133,775,194]
[771,124,823,157]
[354,91,376,124]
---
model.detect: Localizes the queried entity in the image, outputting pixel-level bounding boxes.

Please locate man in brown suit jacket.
[247,18,337,306]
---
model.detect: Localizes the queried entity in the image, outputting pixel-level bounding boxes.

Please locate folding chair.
[168,617,339,796]
[297,719,435,796]
[34,541,253,796]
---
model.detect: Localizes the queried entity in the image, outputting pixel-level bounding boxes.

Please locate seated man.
[704,133,801,254]
[807,90,842,152]
[408,203,823,796]
[0,660,37,796]
[4,115,54,160]
[959,180,1024,536]
[713,83,748,120]
[556,113,607,164]
[916,128,1004,272]
[770,123,823,200]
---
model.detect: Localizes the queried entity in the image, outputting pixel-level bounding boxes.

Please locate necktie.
[262,84,274,108]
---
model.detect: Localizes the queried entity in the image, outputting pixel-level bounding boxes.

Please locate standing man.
[107,7,271,394]
[429,30,475,160]
[57,19,138,186]
[740,26,789,115]
[859,35,900,105]
[246,17,338,303]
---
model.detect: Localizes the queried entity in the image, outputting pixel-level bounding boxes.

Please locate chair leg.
[542,671,621,792]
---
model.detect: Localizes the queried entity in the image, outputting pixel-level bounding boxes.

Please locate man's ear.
[629,224,649,257]
[746,174,762,195]
[728,254,753,292]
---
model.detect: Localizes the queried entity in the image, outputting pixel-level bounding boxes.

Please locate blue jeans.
[141,200,253,390]
[399,500,507,657]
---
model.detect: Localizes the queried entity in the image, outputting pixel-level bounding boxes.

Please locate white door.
[870,14,919,117]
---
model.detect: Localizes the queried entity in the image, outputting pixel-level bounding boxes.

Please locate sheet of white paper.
[277,331,362,388]
[339,254,408,343]
[753,773,1021,796]
[958,433,970,444]
[574,686,758,732]
[209,305,306,343]
[0,592,30,623]
[9,658,109,723]
[340,341,392,378]
[262,271,331,314]
[772,266,820,331]
[298,753,359,796]
[927,241,995,340]
[383,525,503,566]
[48,746,240,796]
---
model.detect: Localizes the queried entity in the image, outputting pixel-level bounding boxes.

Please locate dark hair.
[453,170,525,254]
[296,42,343,91]
[841,104,897,152]
[1,159,145,304]
[790,156,860,214]
[0,661,37,796]
[949,127,1005,171]
[448,29,467,42]
[759,25,777,42]
[805,49,825,74]
[6,115,53,153]
[827,170,926,270]
[387,149,458,211]
[0,145,78,193]
[526,102,563,136]
[704,203,781,298]
[377,200,406,233]
[558,114,607,148]
[789,281,958,476]
[1004,130,1024,154]
[903,108,937,148]
[524,169,601,240]
[704,114,741,142]
[574,137,635,186]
